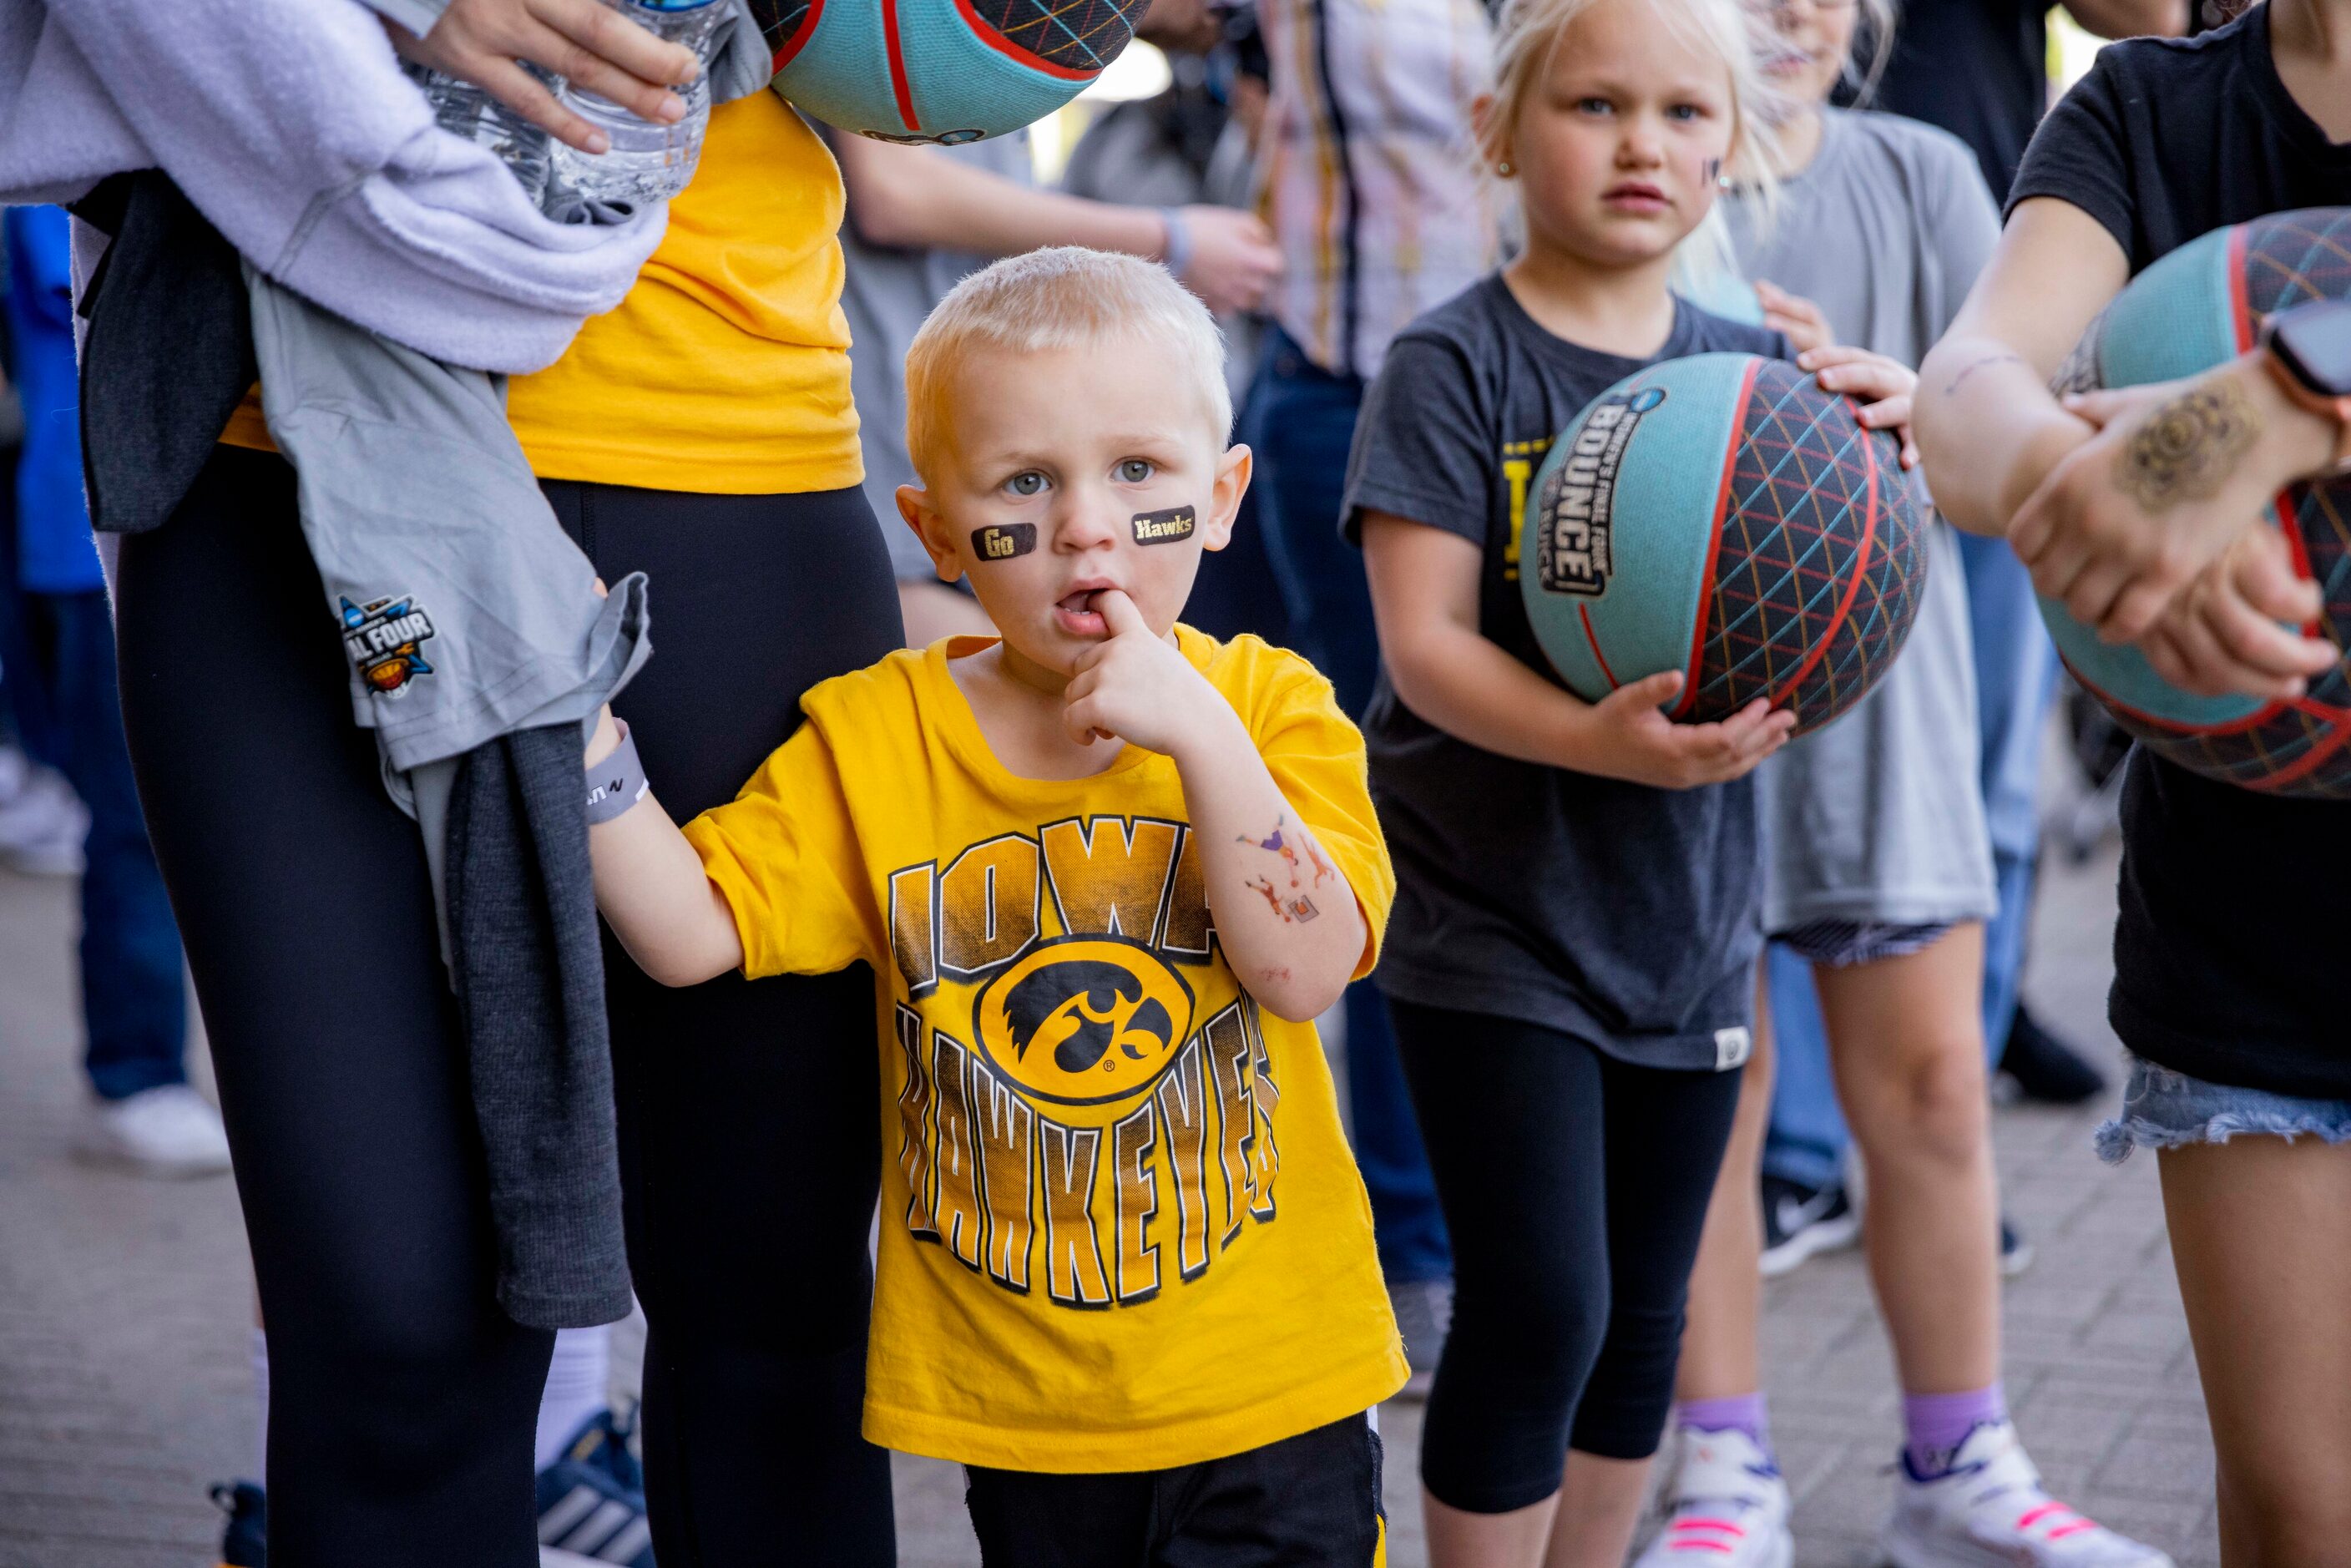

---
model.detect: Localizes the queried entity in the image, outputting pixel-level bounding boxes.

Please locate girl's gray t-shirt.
[1343,279,1785,1072]
[1726,109,2002,932]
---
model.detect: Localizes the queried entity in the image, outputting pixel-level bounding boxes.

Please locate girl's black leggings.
[1386,997,1743,1515]
[116,445,903,1567]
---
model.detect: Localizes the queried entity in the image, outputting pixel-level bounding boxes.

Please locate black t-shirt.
[1342,276,1787,1071]
[1868,0,2049,200]
[2010,5,2351,1099]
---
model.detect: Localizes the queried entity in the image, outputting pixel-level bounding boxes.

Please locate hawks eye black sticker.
[1130,506,1196,545]
[339,594,436,696]
[971,524,1037,562]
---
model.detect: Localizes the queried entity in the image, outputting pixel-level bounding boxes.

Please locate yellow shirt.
[682,629,1408,1472]
[222,91,862,495]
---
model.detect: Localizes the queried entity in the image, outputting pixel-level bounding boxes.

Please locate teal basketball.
[1519,352,1928,737]
[755,0,1143,145]
[2046,207,2351,797]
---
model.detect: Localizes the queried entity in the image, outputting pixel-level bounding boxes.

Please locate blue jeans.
[1240,326,1451,1283]
[1760,534,2059,1190]
[0,531,189,1100]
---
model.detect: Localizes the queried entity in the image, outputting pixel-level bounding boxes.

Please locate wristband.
[585,718,650,825]
[1157,207,1194,278]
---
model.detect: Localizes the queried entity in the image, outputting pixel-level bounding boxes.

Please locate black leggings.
[1387,998,1742,1515]
[117,446,902,1567]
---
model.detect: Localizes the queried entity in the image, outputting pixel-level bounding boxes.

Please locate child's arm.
[1062,593,1367,1022]
[583,710,745,988]
[1360,513,1793,788]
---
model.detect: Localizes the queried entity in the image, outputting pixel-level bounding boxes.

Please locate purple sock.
[1903,1383,2007,1475]
[1676,1392,1771,1452]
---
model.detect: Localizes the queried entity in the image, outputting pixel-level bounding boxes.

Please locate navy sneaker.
[536,1410,655,1567]
[1758,1173,1859,1278]
[210,1479,266,1568]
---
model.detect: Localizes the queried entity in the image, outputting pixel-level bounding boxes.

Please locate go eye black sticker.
[971,524,1037,561]
[1131,506,1196,545]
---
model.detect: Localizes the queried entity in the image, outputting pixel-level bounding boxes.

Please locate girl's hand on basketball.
[1575,672,1795,789]
[1170,207,1282,316]
[1801,346,1919,469]
[2011,357,2337,643]
[387,0,699,155]
[1063,589,1234,757]
[1756,282,1833,356]
[2137,526,2334,700]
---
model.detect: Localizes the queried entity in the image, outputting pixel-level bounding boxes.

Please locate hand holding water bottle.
[386,0,701,155]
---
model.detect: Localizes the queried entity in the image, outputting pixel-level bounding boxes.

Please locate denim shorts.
[2094,1057,2351,1164]
[1774,918,1953,968]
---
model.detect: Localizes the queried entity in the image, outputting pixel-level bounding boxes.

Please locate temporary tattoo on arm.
[1237,813,1333,889]
[1941,351,2025,397]
[1244,877,1320,923]
[2116,377,2260,513]
[971,524,1035,561]
[1131,506,1196,544]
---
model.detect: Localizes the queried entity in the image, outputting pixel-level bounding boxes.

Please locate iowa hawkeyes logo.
[973,937,1195,1111]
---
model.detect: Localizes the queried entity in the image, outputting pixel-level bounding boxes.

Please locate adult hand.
[1571,672,1795,790]
[1756,281,1833,356]
[2010,356,2339,643]
[2138,524,2336,700]
[1801,344,1919,468]
[1171,206,1282,316]
[387,0,699,154]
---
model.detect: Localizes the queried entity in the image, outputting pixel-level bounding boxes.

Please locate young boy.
[582,246,1406,1561]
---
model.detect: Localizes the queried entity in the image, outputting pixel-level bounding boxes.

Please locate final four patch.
[1130,506,1196,545]
[972,524,1037,562]
[340,594,436,696]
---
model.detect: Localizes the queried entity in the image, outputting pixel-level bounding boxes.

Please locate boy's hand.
[1801,346,1920,469]
[1063,590,1237,758]
[387,0,697,155]
[1570,671,1794,788]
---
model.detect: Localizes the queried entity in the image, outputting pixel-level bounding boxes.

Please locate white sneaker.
[1634,1424,1793,1568]
[78,1085,234,1177]
[0,761,86,877]
[1884,1421,2175,1568]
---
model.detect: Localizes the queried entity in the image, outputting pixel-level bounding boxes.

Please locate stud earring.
[1497,159,1514,177]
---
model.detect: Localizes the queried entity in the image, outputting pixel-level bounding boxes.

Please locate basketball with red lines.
[757,0,1145,145]
[2041,208,2351,798]
[1519,351,1929,737]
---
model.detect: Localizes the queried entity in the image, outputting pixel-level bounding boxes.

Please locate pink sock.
[1676,1392,1771,1454]
[1903,1383,2006,1475]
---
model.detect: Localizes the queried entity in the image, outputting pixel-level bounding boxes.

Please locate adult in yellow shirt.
[115,3,900,1563]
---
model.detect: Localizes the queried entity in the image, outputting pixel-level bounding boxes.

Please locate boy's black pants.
[964,1414,1385,1567]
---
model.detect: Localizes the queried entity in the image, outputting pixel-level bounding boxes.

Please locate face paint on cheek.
[970,524,1036,562]
[1703,157,1722,185]
[1130,506,1197,546]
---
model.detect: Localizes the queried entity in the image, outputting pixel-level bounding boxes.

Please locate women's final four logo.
[338,594,436,696]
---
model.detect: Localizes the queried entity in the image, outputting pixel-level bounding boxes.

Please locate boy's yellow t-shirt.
[221,91,862,495]
[681,628,1409,1472]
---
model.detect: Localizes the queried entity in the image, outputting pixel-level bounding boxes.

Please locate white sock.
[535,1325,613,1474]
[250,1327,270,1483]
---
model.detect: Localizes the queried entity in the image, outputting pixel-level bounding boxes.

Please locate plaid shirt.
[1254,0,1502,379]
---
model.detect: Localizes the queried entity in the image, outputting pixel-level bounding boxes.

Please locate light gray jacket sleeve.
[359,0,454,38]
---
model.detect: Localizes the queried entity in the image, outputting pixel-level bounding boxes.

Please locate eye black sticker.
[971,524,1037,562]
[1130,506,1196,545]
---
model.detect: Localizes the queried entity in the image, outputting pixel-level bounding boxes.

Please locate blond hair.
[904,247,1232,483]
[1480,0,1784,301]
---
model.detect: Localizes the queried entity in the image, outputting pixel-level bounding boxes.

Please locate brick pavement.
[0,828,2222,1566]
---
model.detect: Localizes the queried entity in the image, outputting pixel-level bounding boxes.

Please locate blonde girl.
[1338,0,1915,1562]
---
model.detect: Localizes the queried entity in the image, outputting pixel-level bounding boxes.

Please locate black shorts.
[963,1414,1385,1567]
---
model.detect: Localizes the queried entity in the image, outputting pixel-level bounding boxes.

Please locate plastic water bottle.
[548,0,726,208]
[407,63,554,209]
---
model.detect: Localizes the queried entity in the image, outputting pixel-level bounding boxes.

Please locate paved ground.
[0,792,2220,1566]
